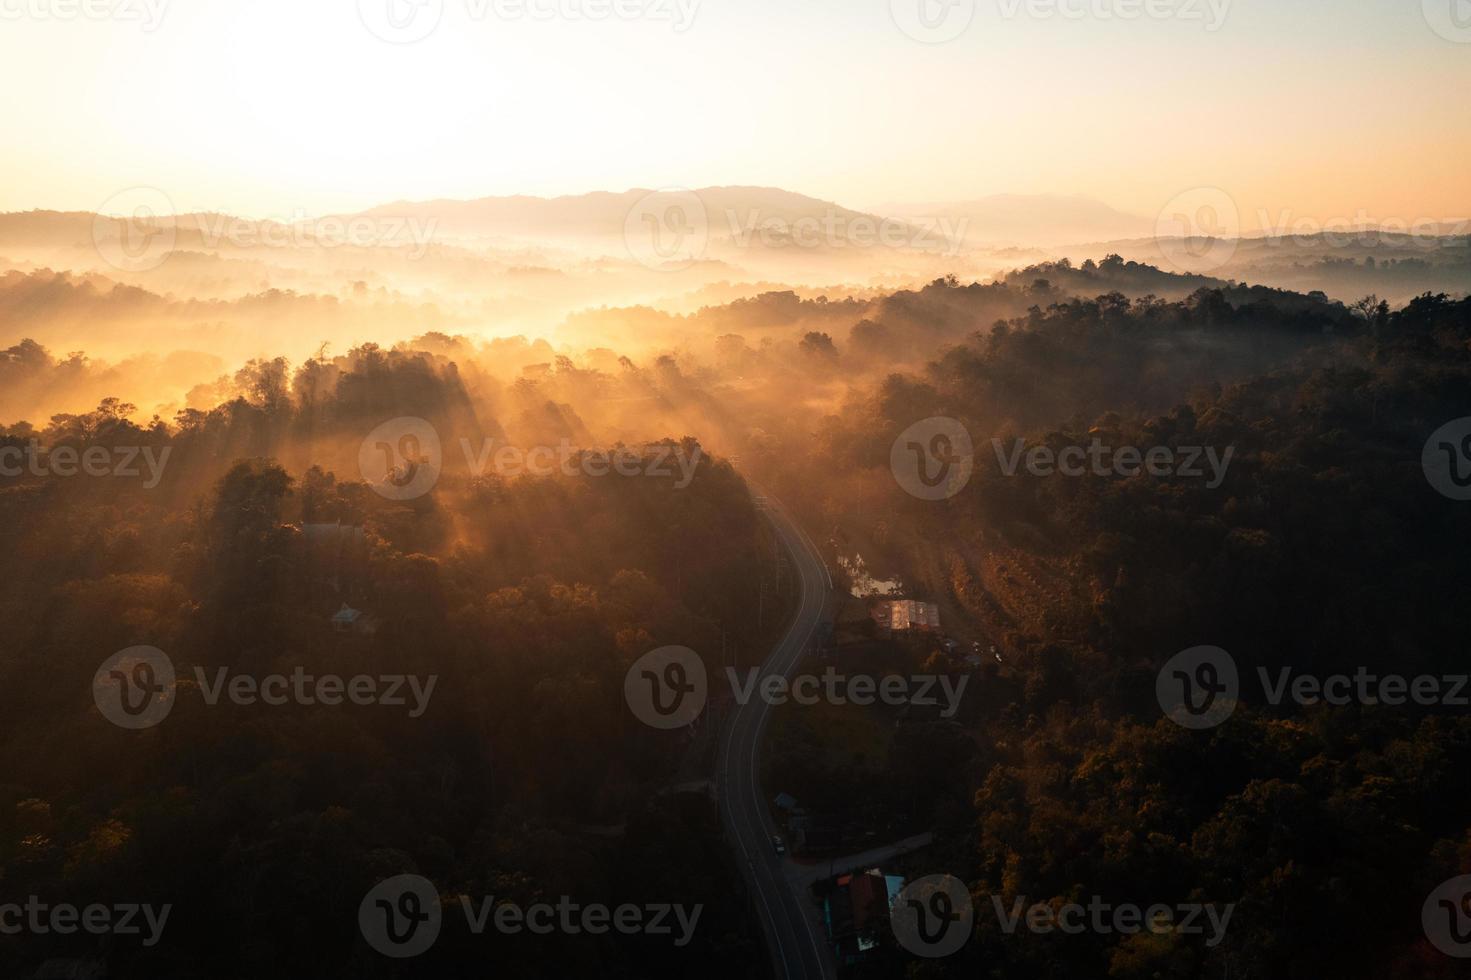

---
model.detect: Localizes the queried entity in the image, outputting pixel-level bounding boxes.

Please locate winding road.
[718,484,837,980]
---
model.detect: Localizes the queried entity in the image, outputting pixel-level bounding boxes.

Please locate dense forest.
[2,270,1470,977]
[0,346,786,977]
[757,286,1471,978]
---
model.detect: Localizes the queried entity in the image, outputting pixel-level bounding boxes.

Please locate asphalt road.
[718,485,837,980]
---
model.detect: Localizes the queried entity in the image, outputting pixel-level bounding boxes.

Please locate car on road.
[771,834,786,856]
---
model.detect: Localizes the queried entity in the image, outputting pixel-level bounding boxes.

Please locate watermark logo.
[624,188,709,271]
[361,876,702,957]
[1161,647,1471,728]
[625,646,707,729]
[357,0,444,42]
[1423,417,1471,501]
[360,875,443,958]
[1425,875,1471,957]
[1155,186,1239,273]
[92,186,177,273]
[891,874,973,957]
[96,651,438,729]
[361,417,443,501]
[1423,0,1471,43]
[891,417,974,501]
[890,0,975,43]
[1157,645,1238,730]
[626,659,968,728]
[93,646,176,730]
[360,427,703,496]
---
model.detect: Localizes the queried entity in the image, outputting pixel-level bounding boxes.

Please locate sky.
[2,0,1469,230]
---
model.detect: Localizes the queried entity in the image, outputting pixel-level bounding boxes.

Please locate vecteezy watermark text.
[0,897,171,947]
[194,667,437,717]
[997,0,1231,30]
[359,417,705,501]
[1156,186,1469,274]
[359,874,701,958]
[90,187,438,272]
[192,210,439,260]
[725,209,968,255]
[1158,645,1471,729]
[992,438,1234,488]
[0,0,168,29]
[0,442,171,488]
[459,437,702,488]
[888,874,1234,959]
[1255,208,1469,250]
[725,667,969,717]
[888,417,1235,501]
[458,895,700,945]
[622,647,969,728]
[94,647,438,730]
[357,0,699,44]
[990,894,1233,947]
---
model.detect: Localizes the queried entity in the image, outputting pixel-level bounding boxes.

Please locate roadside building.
[823,867,906,965]
[331,603,378,635]
[774,792,801,813]
[869,599,941,634]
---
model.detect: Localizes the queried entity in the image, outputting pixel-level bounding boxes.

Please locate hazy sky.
[3,0,1469,228]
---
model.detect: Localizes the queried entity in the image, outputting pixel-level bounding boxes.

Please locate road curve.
[718,483,836,980]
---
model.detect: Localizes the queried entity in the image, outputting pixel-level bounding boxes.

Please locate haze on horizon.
[3,0,1470,228]
[3,0,1471,430]
[4,5,1471,979]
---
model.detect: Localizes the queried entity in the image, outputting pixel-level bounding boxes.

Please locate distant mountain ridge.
[1,189,1148,251]
[351,186,886,241]
[873,193,1154,247]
